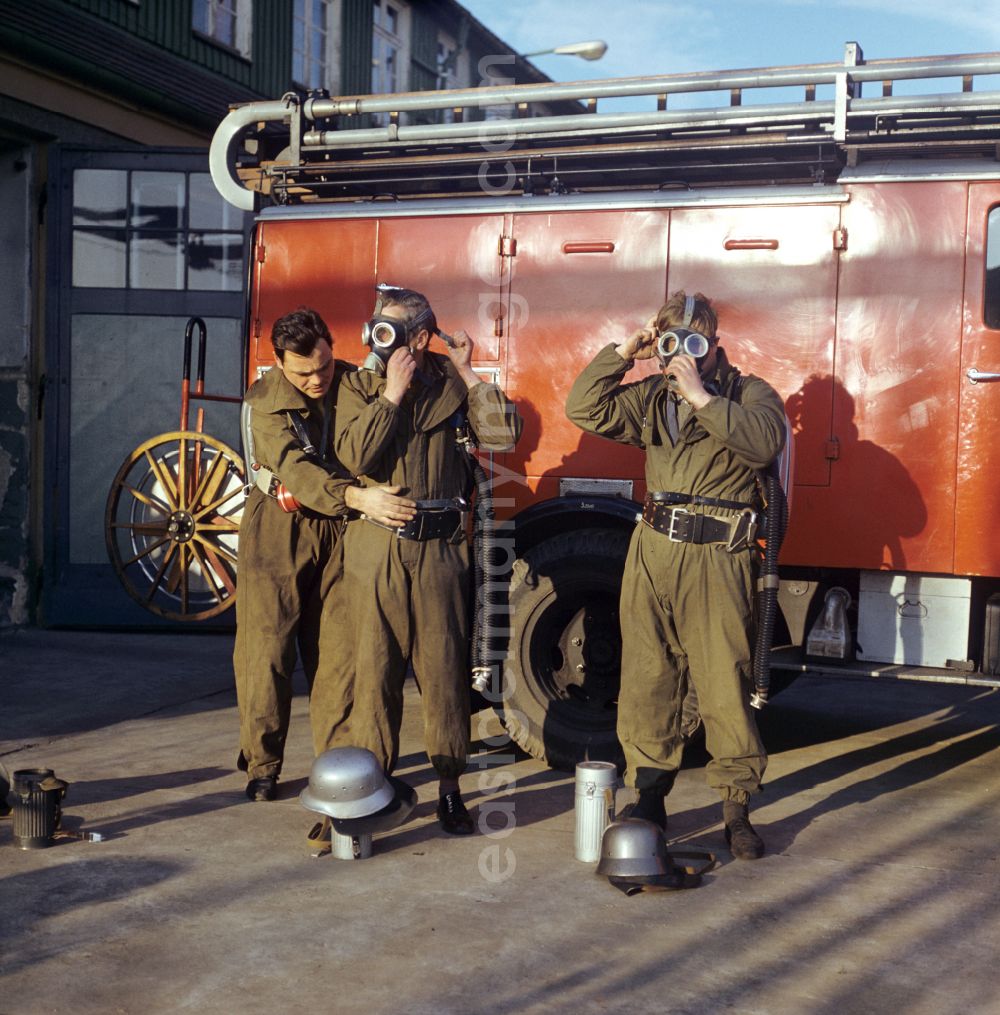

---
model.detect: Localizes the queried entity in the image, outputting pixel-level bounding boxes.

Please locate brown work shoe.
[723,802,764,860]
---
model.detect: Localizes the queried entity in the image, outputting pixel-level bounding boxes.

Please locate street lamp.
[522,40,608,62]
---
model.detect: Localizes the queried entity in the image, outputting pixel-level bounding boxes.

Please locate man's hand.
[666,355,712,410]
[443,330,481,389]
[345,484,417,526]
[615,316,658,363]
[383,347,416,404]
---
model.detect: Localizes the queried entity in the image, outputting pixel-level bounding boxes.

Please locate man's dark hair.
[271,307,332,361]
[379,288,437,336]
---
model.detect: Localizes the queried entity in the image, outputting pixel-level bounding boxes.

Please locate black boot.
[621,790,667,831]
[723,801,764,860]
[437,790,475,835]
[246,776,277,802]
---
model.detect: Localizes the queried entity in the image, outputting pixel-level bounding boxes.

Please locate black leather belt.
[648,490,755,512]
[397,509,463,541]
[642,495,758,550]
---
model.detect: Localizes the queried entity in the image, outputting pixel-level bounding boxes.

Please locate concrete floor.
[1,628,999,1015]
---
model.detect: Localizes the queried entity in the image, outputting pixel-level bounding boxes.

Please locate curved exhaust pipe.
[209,96,298,211]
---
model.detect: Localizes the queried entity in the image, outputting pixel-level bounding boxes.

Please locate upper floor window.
[293,0,331,90]
[436,33,459,123]
[372,0,403,95]
[193,0,253,59]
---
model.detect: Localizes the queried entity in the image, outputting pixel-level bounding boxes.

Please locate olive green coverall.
[566,344,785,804]
[233,363,358,780]
[334,353,521,779]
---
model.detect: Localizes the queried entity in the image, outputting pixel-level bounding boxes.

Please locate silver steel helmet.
[299,747,395,819]
[596,819,672,878]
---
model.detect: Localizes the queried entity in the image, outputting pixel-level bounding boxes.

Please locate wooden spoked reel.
[105,430,245,621]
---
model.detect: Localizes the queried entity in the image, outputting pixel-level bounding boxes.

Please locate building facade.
[0,0,555,627]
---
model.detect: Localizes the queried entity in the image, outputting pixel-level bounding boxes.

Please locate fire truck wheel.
[502,527,630,771]
[105,431,245,622]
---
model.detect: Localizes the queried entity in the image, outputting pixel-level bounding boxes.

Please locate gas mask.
[362,316,410,363]
[656,327,711,370]
[655,294,713,384]
[361,283,436,374]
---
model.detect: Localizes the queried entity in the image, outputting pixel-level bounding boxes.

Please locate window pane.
[73,169,127,227]
[190,173,238,231]
[192,0,210,34]
[218,9,237,47]
[986,207,1000,329]
[73,229,126,287]
[293,16,305,54]
[69,314,243,564]
[131,172,185,230]
[188,232,243,291]
[313,0,325,25]
[131,232,185,289]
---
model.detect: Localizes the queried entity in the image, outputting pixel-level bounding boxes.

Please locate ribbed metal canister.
[574,761,618,863]
[12,769,63,850]
[331,829,373,860]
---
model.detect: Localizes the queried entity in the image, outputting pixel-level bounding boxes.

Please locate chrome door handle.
[967,368,1000,383]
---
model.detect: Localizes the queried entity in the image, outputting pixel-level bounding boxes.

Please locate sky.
[460,0,1000,102]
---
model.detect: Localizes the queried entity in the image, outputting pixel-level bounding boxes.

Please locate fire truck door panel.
[506,209,669,496]
[251,218,377,376]
[375,216,507,363]
[957,185,1000,578]
[833,182,965,575]
[667,204,840,495]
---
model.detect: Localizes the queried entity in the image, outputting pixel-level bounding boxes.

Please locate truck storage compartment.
[856,572,971,668]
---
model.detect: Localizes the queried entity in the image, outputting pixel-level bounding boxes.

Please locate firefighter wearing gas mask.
[234,308,417,803]
[566,291,785,860]
[334,286,522,835]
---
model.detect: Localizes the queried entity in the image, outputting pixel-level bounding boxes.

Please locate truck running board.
[771,652,1000,689]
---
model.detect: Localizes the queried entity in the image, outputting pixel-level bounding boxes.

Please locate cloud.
[752,0,1000,47]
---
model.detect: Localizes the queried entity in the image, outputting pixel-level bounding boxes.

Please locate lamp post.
[522,40,608,62]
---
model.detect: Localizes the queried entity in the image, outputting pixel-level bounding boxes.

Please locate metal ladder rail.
[211,46,1000,210]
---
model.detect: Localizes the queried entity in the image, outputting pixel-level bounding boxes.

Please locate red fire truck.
[107,44,1000,769]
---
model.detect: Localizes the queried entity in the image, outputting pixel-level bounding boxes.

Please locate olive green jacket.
[335,352,522,499]
[566,343,785,505]
[244,362,356,516]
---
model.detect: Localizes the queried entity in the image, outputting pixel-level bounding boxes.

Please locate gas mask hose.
[750,463,789,710]
[468,449,495,696]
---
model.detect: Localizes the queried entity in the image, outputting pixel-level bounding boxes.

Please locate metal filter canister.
[330,829,373,860]
[12,769,67,850]
[574,761,618,863]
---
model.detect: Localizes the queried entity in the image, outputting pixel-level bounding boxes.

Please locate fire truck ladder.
[211,42,1000,207]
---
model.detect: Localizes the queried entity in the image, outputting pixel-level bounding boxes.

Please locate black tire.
[501,527,630,771]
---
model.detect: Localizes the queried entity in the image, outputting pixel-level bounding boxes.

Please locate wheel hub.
[166,510,195,543]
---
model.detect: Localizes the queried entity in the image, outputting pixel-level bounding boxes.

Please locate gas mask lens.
[362,316,408,354]
[368,319,406,350]
[656,327,711,367]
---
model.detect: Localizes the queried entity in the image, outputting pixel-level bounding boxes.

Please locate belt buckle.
[667,507,692,542]
[726,508,758,552]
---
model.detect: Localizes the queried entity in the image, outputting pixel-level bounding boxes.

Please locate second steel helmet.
[597,819,673,878]
[596,819,709,893]
[300,747,393,819]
